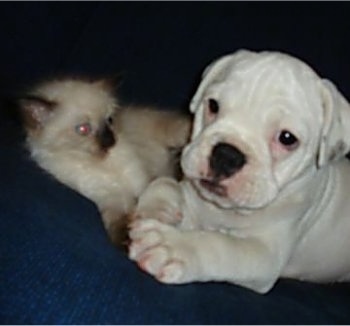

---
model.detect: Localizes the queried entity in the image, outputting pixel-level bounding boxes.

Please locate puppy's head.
[182,50,350,209]
[19,78,119,157]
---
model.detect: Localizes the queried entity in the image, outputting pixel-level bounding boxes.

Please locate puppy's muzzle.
[209,142,246,179]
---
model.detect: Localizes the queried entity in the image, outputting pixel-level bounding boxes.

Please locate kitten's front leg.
[129,218,287,293]
[100,205,131,249]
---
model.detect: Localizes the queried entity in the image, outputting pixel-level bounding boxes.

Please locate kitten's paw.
[101,208,129,249]
[128,218,193,284]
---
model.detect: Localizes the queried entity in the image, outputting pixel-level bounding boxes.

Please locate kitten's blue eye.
[75,123,92,136]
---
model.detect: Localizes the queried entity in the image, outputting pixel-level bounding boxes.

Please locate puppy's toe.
[137,246,169,275]
[136,198,182,225]
[129,219,156,240]
[158,208,183,224]
[157,259,185,284]
[129,229,162,259]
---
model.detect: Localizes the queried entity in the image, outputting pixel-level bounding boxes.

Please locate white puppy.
[128,50,350,293]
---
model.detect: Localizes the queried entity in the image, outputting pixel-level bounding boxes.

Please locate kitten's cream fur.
[19,78,191,246]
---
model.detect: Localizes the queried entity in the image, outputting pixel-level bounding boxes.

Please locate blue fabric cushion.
[1,111,350,325]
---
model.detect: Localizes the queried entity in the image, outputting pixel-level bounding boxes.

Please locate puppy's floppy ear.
[317,79,350,167]
[18,95,57,130]
[190,55,234,114]
[189,49,254,113]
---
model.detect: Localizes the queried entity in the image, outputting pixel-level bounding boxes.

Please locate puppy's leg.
[129,218,287,294]
[131,177,183,225]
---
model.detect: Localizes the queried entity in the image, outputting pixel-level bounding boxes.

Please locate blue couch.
[1,3,350,324]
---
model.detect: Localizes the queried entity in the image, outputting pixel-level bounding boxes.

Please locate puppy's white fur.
[20,78,191,246]
[129,50,350,293]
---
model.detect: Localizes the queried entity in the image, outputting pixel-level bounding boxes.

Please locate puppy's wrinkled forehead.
[207,53,321,117]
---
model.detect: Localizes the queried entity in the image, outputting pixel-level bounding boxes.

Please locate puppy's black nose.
[210,142,246,179]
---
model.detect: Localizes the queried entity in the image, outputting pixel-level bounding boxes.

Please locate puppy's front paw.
[128,219,194,284]
[135,198,183,225]
[134,200,182,225]
[134,177,183,225]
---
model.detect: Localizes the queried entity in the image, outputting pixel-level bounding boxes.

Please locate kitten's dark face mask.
[95,122,116,152]
[75,116,117,154]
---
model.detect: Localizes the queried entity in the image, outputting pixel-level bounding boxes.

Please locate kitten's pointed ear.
[18,95,56,130]
[93,73,123,93]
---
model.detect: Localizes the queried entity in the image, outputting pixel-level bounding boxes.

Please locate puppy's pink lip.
[199,178,227,197]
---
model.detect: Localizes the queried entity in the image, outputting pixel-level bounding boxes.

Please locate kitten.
[18,77,191,247]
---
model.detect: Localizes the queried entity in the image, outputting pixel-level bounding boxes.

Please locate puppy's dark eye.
[75,122,92,136]
[278,130,299,149]
[208,98,219,114]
